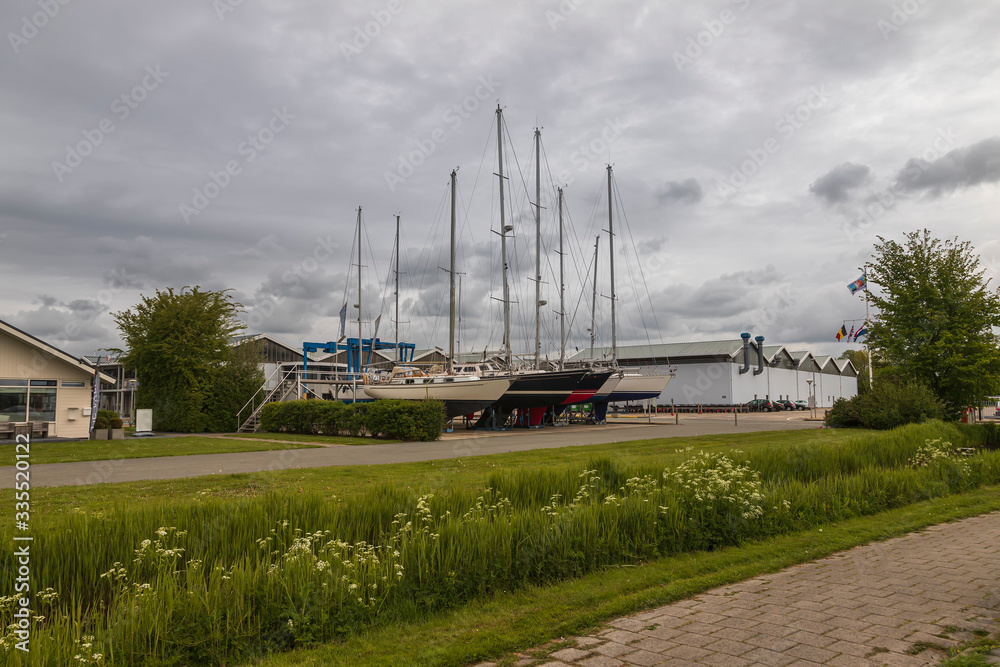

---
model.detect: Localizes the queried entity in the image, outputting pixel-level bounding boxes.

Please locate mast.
[590,235,599,360]
[394,214,400,363]
[607,165,616,364]
[534,127,542,370]
[558,186,565,369]
[357,206,363,372]
[448,169,457,375]
[496,106,512,367]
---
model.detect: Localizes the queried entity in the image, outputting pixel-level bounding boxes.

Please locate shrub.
[94,409,120,430]
[260,399,445,441]
[826,381,945,429]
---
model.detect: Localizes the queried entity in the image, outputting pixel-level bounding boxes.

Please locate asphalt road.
[10,412,821,489]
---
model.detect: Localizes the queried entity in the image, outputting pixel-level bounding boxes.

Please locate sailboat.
[364,169,512,419]
[589,165,672,419]
[473,109,598,428]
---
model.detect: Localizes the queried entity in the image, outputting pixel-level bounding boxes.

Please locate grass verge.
[254,486,1000,667]
[27,428,855,516]
[0,436,320,466]
[221,432,397,445]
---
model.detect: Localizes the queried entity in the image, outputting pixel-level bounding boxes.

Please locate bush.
[260,399,445,441]
[826,381,946,429]
[94,409,120,430]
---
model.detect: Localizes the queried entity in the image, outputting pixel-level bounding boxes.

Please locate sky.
[2,0,999,363]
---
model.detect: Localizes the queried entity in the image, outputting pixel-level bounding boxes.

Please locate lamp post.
[806,379,815,419]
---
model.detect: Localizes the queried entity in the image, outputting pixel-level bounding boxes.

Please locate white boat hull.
[605,373,672,403]
[364,377,512,418]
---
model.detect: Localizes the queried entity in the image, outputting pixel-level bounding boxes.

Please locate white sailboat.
[364,169,512,418]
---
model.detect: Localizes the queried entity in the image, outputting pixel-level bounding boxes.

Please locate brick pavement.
[478,512,1000,666]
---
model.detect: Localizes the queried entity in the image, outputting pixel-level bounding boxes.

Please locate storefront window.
[28,387,57,421]
[0,385,28,422]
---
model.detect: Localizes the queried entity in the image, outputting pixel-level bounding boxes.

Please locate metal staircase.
[236,366,300,433]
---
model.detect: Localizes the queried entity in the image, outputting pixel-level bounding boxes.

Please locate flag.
[836,324,848,341]
[89,364,100,433]
[848,326,855,341]
[338,303,347,338]
[854,325,868,341]
[847,273,867,295]
[372,314,381,340]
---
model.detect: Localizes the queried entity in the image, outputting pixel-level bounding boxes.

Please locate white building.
[569,336,858,408]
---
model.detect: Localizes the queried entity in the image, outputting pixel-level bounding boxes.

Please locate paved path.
[493,512,1000,667]
[8,412,817,489]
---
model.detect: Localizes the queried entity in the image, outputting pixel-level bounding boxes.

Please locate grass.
[6,421,999,666]
[222,432,396,445]
[0,435,320,466]
[26,428,855,517]
[254,485,1000,667]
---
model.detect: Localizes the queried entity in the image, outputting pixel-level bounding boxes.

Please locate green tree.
[867,230,1000,415]
[112,287,260,432]
[838,348,869,394]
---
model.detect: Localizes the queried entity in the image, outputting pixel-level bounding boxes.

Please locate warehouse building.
[569,335,858,407]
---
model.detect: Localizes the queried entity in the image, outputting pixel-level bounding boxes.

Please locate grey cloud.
[893,137,1000,197]
[809,162,872,204]
[657,178,703,204]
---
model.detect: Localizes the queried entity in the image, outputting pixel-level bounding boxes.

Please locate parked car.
[774,399,796,411]
[793,400,809,410]
[744,398,776,412]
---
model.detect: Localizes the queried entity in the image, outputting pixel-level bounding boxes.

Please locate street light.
[806,379,816,419]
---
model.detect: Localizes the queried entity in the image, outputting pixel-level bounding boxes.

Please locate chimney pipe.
[739,333,751,374]
[754,335,765,375]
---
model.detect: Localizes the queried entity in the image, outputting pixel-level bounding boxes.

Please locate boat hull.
[604,373,672,403]
[561,370,614,405]
[494,369,591,410]
[365,377,512,419]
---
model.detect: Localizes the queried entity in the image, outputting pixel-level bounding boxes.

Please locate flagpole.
[865,268,873,389]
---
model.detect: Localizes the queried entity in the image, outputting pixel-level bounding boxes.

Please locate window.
[62,381,86,387]
[0,379,28,387]
[0,386,27,421]
[28,387,56,421]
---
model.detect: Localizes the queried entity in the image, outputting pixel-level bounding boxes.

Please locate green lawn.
[1,435,320,467]
[252,485,1000,667]
[26,428,858,517]
[222,432,397,445]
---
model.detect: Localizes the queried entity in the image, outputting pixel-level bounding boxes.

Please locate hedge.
[260,399,445,441]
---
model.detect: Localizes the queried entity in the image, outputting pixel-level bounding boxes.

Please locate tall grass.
[3,421,999,665]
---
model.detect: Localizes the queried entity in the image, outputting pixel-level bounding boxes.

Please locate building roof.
[568,339,745,363]
[1,318,115,384]
[232,333,325,361]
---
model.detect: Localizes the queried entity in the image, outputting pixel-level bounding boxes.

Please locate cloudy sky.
[2,0,999,363]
